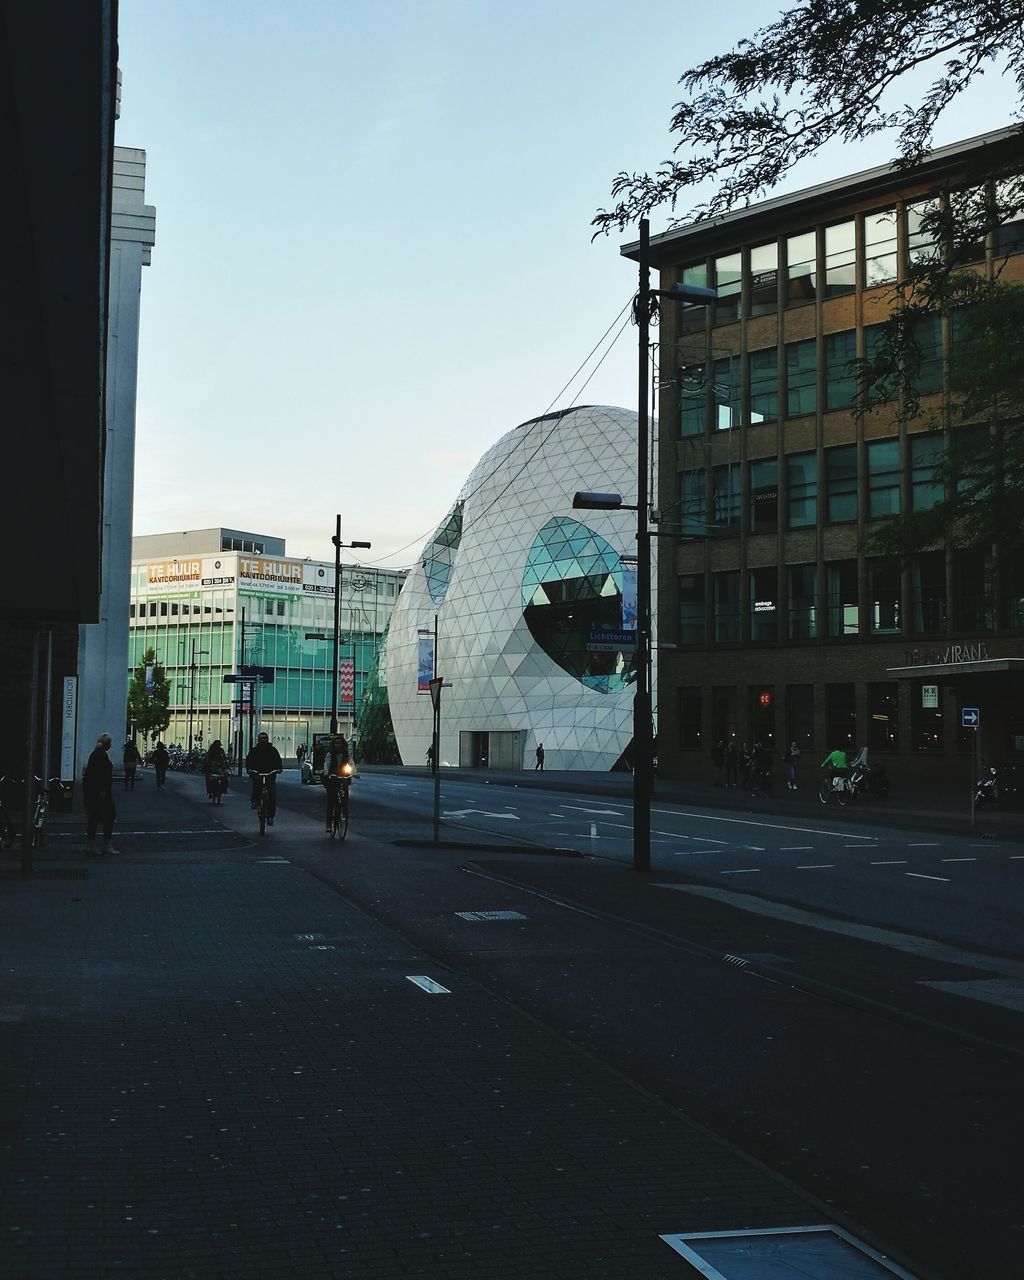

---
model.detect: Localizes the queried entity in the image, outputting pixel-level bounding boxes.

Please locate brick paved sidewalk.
[0,801,833,1278]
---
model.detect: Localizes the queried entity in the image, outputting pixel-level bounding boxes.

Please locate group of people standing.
[711,738,802,795]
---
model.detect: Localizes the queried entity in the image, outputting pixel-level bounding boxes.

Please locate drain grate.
[0,868,88,881]
[455,910,527,922]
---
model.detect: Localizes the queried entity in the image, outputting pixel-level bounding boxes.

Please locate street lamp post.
[575,219,715,872]
[330,514,371,736]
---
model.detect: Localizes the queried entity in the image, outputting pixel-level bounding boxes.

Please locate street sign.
[428,676,444,713]
[961,706,980,728]
[585,628,637,653]
[222,674,246,683]
[241,664,275,685]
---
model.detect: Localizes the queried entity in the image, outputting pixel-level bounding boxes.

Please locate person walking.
[750,741,773,797]
[296,742,307,767]
[121,738,142,790]
[535,742,545,771]
[710,739,725,786]
[152,741,170,791]
[739,742,754,791]
[723,738,738,787]
[83,733,117,856]
[783,740,802,790]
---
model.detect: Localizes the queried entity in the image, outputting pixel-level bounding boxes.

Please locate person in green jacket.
[821,747,850,777]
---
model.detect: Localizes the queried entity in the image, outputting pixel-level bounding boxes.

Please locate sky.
[117,0,1018,571]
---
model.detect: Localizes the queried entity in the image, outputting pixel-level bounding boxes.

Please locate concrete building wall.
[76,144,156,779]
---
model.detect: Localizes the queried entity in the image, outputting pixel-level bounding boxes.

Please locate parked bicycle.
[30,775,68,847]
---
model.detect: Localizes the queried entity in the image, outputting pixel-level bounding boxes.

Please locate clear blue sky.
[117,0,1016,569]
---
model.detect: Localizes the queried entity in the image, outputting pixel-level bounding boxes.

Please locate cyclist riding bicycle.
[820,746,850,784]
[322,733,350,834]
[246,732,283,825]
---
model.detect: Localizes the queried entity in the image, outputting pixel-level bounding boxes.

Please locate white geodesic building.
[385,405,650,771]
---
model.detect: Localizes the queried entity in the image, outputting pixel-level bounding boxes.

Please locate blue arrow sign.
[961,707,980,728]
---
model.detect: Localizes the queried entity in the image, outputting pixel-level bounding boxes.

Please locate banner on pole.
[340,659,355,704]
[60,676,78,782]
[417,637,435,693]
[620,568,638,631]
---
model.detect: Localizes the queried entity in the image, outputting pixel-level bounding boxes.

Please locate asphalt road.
[240,769,1023,1279]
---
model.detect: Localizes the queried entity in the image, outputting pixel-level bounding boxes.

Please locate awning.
[887,658,1024,680]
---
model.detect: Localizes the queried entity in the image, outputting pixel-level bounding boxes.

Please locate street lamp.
[576,219,716,873]
[330,514,371,736]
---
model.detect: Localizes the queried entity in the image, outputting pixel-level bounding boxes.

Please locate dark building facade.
[625,128,1024,790]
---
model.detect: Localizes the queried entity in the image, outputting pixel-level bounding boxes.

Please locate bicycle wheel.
[836,782,850,806]
[258,798,267,836]
[334,786,349,841]
[818,778,831,805]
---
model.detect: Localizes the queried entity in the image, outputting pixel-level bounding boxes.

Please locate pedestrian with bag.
[84,733,118,856]
[203,740,229,803]
[152,741,170,791]
[535,742,545,771]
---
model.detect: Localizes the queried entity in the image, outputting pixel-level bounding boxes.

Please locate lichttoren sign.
[60,676,77,782]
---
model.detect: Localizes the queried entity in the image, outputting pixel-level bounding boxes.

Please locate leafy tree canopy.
[126,647,171,741]
[594,0,1024,232]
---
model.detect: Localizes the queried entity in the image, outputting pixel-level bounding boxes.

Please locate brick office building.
[625,128,1024,790]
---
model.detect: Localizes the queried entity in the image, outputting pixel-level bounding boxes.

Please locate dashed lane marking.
[941,857,977,863]
[870,860,908,865]
[781,846,814,850]
[721,868,761,875]
[909,842,941,847]
[906,871,951,882]
[649,809,876,840]
[796,864,836,870]
[406,975,451,994]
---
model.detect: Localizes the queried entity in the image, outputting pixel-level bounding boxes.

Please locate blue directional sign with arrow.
[961,706,980,728]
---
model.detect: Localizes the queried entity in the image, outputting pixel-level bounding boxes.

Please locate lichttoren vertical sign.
[60,676,78,782]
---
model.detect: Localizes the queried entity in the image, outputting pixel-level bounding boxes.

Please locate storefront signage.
[60,676,77,782]
[753,600,777,613]
[302,563,333,595]
[903,641,989,666]
[921,685,938,708]
[144,557,235,593]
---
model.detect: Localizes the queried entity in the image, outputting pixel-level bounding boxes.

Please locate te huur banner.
[145,556,236,594]
[238,556,304,595]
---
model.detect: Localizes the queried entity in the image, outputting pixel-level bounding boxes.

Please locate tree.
[593,0,1024,559]
[126,648,171,742]
[593,0,1024,232]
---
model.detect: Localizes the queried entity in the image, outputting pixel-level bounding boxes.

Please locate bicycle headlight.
[340,762,354,777]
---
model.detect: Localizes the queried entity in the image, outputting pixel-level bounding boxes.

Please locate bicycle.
[31,775,65,847]
[252,771,278,836]
[325,763,354,840]
[818,770,855,806]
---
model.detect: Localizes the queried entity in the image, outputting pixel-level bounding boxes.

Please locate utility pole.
[331,514,342,736]
[633,217,653,873]
[237,608,246,776]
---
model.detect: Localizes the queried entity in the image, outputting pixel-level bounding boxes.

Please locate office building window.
[680,469,707,533]
[749,242,778,317]
[713,571,741,642]
[911,552,946,634]
[827,560,858,636]
[679,262,710,334]
[825,444,858,522]
[863,322,898,404]
[956,546,994,631]
[867,439,901,517]
[712,464,741,531]
[714,251,742,324]
[678,574,705,645]
[749,459,778,533]
[910,434,944,510]
[787,564,817,639]
[749,348,778,423]
[825,683,857,752]
[824,220,856,296]
[913,313,943,395]
[713,355,741,429]
[677,687,703,749]
[906,198,940,265]
[129,603,136,618]
[867,683,900,751]
[868,558,901,634]
[786,230,817,304]
[749,568,778,642]
[786,338,817,417]
[825,330,858,410]
[786,451,817,528]
[863,208,898,286]
[995,178,1024,256]
[679,361,707,436]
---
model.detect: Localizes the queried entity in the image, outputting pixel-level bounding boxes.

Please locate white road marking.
[650,808,875,840]
[721,868,761,875]
[781,846,814,851]
[797,864,836,870]
[909,842,940,847]
[870,860,908,865]
[906,872,951,882]
[406,976,451,994]
[941,857,976,863]
[744,846,766,851]
[442,809,520,820]
[559,805,626,815]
